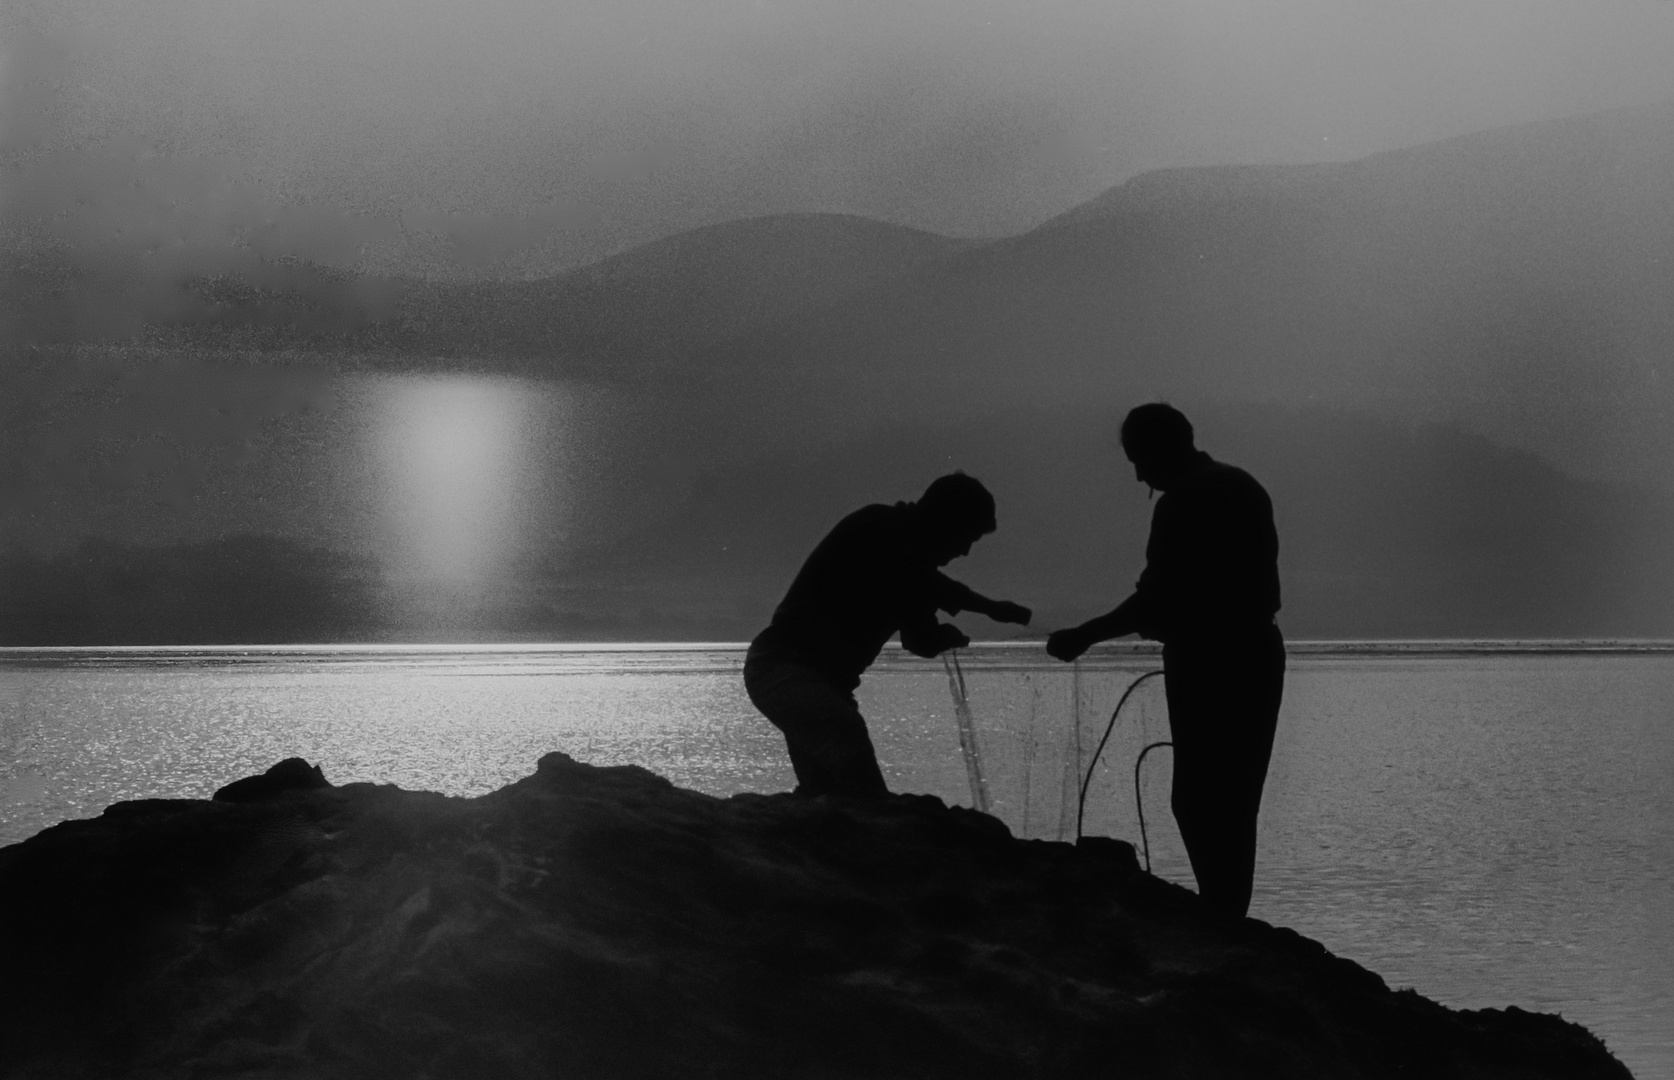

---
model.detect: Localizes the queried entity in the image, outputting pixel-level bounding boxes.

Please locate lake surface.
[2,643,1670,1076]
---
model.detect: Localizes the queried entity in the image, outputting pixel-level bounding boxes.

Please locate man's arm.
[1049,491,1176,662]
[895,573,1029,658]
[930,572,1032,626]
[1046,592,1148,662]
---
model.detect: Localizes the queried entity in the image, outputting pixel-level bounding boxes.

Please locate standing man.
[745,472,1032,797]
[1047,404,1284,920]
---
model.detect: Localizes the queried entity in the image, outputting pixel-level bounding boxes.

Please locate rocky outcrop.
[0,754,1631,1079]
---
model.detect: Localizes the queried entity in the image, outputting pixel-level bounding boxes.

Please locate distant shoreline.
[5,638,1674,667]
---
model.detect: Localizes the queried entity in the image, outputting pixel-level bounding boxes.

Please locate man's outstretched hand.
[1046,627,1091,663]
[903,621,972,659]
[936,624,973,653]
[988,600,1032,626]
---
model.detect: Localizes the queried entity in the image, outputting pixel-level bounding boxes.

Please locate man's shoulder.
[1196,456,1266,492]
[1179,457,1272,513]
[816,501,912,554]
[833,501,909,533]
[853,500,908,520]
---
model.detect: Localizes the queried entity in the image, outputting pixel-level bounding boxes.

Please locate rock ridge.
[0,753,1632,1079]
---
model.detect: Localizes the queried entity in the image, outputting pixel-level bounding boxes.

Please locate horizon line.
[5,638,1674,656]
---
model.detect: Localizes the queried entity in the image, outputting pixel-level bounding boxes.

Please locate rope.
[1075,667,1166,842]
[1133,740,1173,874]
[943,650,991,814]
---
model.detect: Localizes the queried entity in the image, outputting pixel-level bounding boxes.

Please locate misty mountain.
[689,101,1674,492]
[36,102,1674,484]
[69,213,977,369]
[11,104,1674,643]
[365,214,978,367]
[3,237,406,349]
[144,99,1662,487]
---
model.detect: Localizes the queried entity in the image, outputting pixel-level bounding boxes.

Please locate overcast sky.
[8,0,1674,266]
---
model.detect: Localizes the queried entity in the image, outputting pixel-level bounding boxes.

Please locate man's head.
[1120,403,1196,491]
[916,472,997,565]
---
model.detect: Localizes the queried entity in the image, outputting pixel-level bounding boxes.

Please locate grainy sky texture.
[7,0,1674,267]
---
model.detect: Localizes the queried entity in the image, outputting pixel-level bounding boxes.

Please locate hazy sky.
[8,0,1674,266]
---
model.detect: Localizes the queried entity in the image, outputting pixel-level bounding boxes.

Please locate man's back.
[751,503,931,691]
[1135,453,1280,644]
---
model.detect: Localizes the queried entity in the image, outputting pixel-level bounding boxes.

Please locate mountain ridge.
[367,212,982,367]
[678,98,1674,490]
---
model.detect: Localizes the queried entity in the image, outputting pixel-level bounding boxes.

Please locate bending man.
[1047,404,1284,919]
[746,472,1031,797]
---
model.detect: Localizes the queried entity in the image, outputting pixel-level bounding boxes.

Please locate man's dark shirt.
[750,502,976,692]
[1131,452,1280,645]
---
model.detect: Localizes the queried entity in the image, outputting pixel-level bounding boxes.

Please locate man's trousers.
[1162,624,1286,919]
[743,654,889,797]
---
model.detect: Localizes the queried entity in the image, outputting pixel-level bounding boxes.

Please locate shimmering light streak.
[372,375,542,585]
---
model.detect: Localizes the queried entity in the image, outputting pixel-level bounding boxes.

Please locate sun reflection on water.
[371,374,547,587]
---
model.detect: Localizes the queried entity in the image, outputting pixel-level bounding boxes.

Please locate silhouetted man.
[745,473,1031,797]
[1047,404,1283,920]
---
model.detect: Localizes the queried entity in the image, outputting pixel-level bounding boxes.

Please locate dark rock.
[212,757,332,802]
[0,752,1632,1079]
[1075,832,1142,873]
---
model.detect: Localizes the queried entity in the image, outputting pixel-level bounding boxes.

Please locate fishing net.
[931,650,1178,863]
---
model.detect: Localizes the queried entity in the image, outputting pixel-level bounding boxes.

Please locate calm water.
[2,643,1670,1076]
